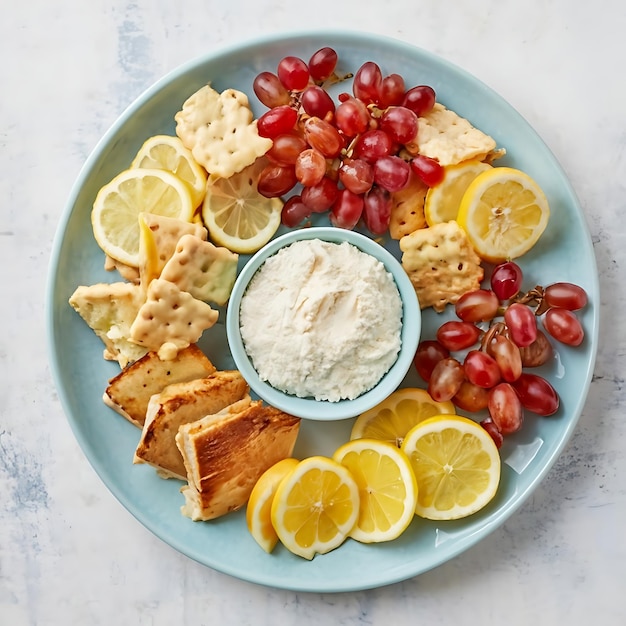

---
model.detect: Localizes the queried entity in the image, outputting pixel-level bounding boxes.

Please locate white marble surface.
[2,0,625,624]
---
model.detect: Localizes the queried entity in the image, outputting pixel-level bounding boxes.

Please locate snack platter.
[47,32,598,592]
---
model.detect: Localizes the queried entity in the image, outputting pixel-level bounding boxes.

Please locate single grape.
[295,148,327,187]
[277,56,309,90]
[281,195,311,227]
[301,176,339,213]
[512,373,560,416]
[436,321,481,351]
[486,334,522,382]
[303,117,344,158]
[488,383,523,435]
[335,96,370,137]
[352,129,394,163]
[300,85,336,119]
[257,105,298,139]
[410,155,444,187]
[338,158,374,195]
[330,189,364,229]
[362,186,392,235]
[453,380,490,413]
[428,357,465,402]
[464,350,501,389]
[257,163,297,198]
[373,155,410,192]
[414,340,450,382]
[504,302,538,347]
[544,282,588,311]
[266,132,307,166]
[455,289,499,322]
[253,71,291,108]
[353,61,383,105]
[379,73,406,108]
[379,106,418,144]
[308,47,338,82]
[543,307,584,346]
[480,417,504,449]
[490,261,523,300]
[401,85,436,116]
[518,329,554,367]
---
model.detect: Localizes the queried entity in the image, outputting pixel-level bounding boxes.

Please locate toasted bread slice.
[103,344,216,427]
[134,371,250,479]
[176,400,301,521]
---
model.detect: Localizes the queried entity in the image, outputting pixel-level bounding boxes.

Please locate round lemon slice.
[91,167,194,267]
[351,387,456,448]
[424,160,493,225]
[456,166,550,263]
[201,158,283,254]
[246,458,299,553]
[270,456,359,560]
[401,414,501,520]
[333,439,417,543]
[130,135,208,208]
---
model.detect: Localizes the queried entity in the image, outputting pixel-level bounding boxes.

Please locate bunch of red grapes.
[252,47,443,233]
[414,260,588,448]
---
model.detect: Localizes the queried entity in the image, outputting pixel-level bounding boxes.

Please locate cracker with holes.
[159,234,238,306]
[389,172,428,239]
[175,84,272,178]
[399,220,484,312]
[407,103,499,166]
[129,278,219,357]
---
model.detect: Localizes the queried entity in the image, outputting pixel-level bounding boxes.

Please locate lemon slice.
[351,388,456,448]
[130,135,208,208]
[270,456,359,560]
[201,158,283,254]
[246,458,299,553]
[91,168,194,267]
[456,166,550,263]
[333,439,417,543]
[424,160,492,225]
[401,414,500,520]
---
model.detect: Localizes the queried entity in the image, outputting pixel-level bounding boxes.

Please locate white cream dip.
[239,238,403,402]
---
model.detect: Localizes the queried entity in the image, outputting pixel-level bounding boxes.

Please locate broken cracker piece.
[129,278,219,355]
[159,234,238,306]
[399,220,484,312]
[389,171,428,239]
[175,84,272,178]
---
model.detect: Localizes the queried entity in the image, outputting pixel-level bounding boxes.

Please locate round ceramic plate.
[47,31,599,592]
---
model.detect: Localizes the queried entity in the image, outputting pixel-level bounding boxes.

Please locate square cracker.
[175,84,272,178]
[389,171,428,239]
[159,234,238,306]
[399,220,484,312]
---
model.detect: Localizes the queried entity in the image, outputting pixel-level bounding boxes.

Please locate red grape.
[308,47,338,82]
[518,330,554,367]
[504,303,538,347]
[295,148,327,187]
[480,417,504,449]
[373,155,410,192]
[277,56,309,90]
[488,383,523,435]
[353,61,383,105]
[335,96,370,137]
[304,117,344,158]
[379,74,406,108]
[414,340,449,382]
[544,282,588,311]
[338,158,374,195]
[455,289,499,322]
[464,350,501,389]
[486,334,522,382]
[436,320,481,351]
[453,380,490,412]
[379,106,418,144]
[352,130,394,163]
[330,189,364,229]
[266,132,307,166]
[301,176,339,213]
[490,261,523,300]
[257,105,298,139]
[257,163,298,197]
[512,373,559,416]
[281,195,311,227]
[300,85,335,119]
[401,85,436,117]
[428,357,465,402]
[253,71,291,108]
[410,155,444,187]
[363,186,392,235]
[543,308,584,346]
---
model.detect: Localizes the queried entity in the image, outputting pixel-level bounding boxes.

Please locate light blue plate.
[46,31,599,592]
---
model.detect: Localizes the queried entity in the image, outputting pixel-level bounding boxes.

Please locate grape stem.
[513,285,550,315]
